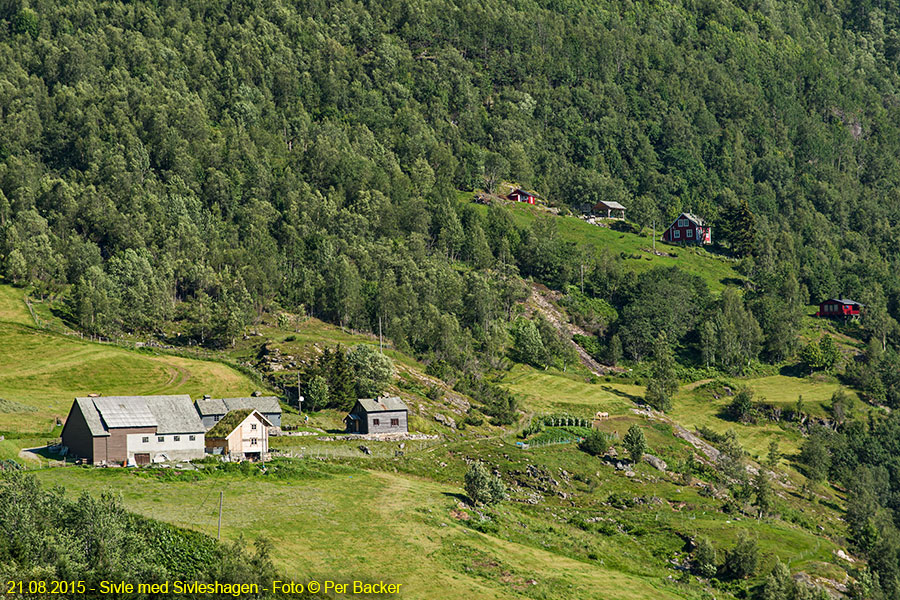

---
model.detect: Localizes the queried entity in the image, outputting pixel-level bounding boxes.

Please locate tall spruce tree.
[646,332,678,412]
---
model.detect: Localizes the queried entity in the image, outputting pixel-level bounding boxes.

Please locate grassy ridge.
[0,322,258,432]
[469,200,741,292]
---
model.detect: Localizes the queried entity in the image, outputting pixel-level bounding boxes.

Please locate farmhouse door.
[135,453,150,466]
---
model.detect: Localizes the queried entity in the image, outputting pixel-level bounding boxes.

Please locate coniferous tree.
[721,531,758,580]
[623,425,646,464]
[753,470,773,518]
[646,332,678,412]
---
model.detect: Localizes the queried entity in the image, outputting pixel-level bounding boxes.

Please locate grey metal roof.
[596,201,626,210]
[90,396,158,429]
[74,397,109,437]
[826,298,864,307]
[79,395,203,434]
[195,396,282,416]
[142,395,205,434]
[356,396,408,413]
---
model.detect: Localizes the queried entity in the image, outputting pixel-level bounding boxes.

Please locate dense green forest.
[11,1,900,597]
[3,0,900,376]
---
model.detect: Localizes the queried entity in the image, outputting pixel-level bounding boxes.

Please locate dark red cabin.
[662,213,711,245]
[508,187,537,205]
[816,298,863,319]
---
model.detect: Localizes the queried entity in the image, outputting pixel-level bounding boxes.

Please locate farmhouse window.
[251,423,257,430]
[674,230,680,239]
[391,418,399,426]
[373,418,380,425]
[189,435,196,441]
[686,228,693,238]
[250,438,258,446]
[142,437,149,443]
[174,435,180,441]
[679,219,687,227]
[214,415,220,422]
[157,436,164,442]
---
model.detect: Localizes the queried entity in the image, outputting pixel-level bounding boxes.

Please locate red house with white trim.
[508,188,538,204]
[816,298,863,319]
[662,213,711,245]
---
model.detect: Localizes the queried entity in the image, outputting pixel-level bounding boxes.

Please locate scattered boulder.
[434,413,456,428]
[358,445,371,455]
[643,453,667,471]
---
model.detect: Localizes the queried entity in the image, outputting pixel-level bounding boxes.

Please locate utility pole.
[379,315,383,353]
[217,491,223,540]
[652,221,656,253]
[297,371,303,414]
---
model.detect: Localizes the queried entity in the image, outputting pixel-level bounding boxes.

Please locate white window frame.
[686,228,693,238]
[142,437,149,443]
[674,229,680,239]
[157,436,164,442]
[189,435,196,441]
[251,423,257,431]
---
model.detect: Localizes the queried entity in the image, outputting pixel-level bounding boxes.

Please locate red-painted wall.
[663,218,710,244]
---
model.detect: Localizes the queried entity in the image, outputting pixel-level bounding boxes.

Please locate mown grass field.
[467,199,741,292]
[499,364,643,416]
[0,285,33,325]
[35,466,704,600]
[0,322,260,432]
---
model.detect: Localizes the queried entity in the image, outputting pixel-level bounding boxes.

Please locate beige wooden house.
[204,409,272,461]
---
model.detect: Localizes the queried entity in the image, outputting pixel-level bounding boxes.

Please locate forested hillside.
[3,0,900,375]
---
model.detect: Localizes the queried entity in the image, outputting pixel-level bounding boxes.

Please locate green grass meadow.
[468,199,742,292]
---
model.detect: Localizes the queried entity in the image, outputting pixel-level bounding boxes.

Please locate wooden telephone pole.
[217,491,224,540]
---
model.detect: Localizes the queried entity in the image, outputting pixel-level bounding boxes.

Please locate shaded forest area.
[3,0,900,381]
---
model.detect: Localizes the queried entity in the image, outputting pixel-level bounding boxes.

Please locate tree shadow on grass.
[442,491,470,504]
[601,385,642,403]
[778,363,808,378]
[719,277,745,287]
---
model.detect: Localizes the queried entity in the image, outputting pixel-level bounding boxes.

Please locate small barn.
[592,201,626,220]
[508,187,538,205]
[662,213,711,245]
[205,409,272,461]
[60,395,205,465]
[195,394,282,429]
[344,396,408,435]
[817,298,863,320]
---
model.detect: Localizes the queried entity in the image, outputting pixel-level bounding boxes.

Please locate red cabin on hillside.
[662,213,712,245]
[816,298,863,319]
[508,187,538,204]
